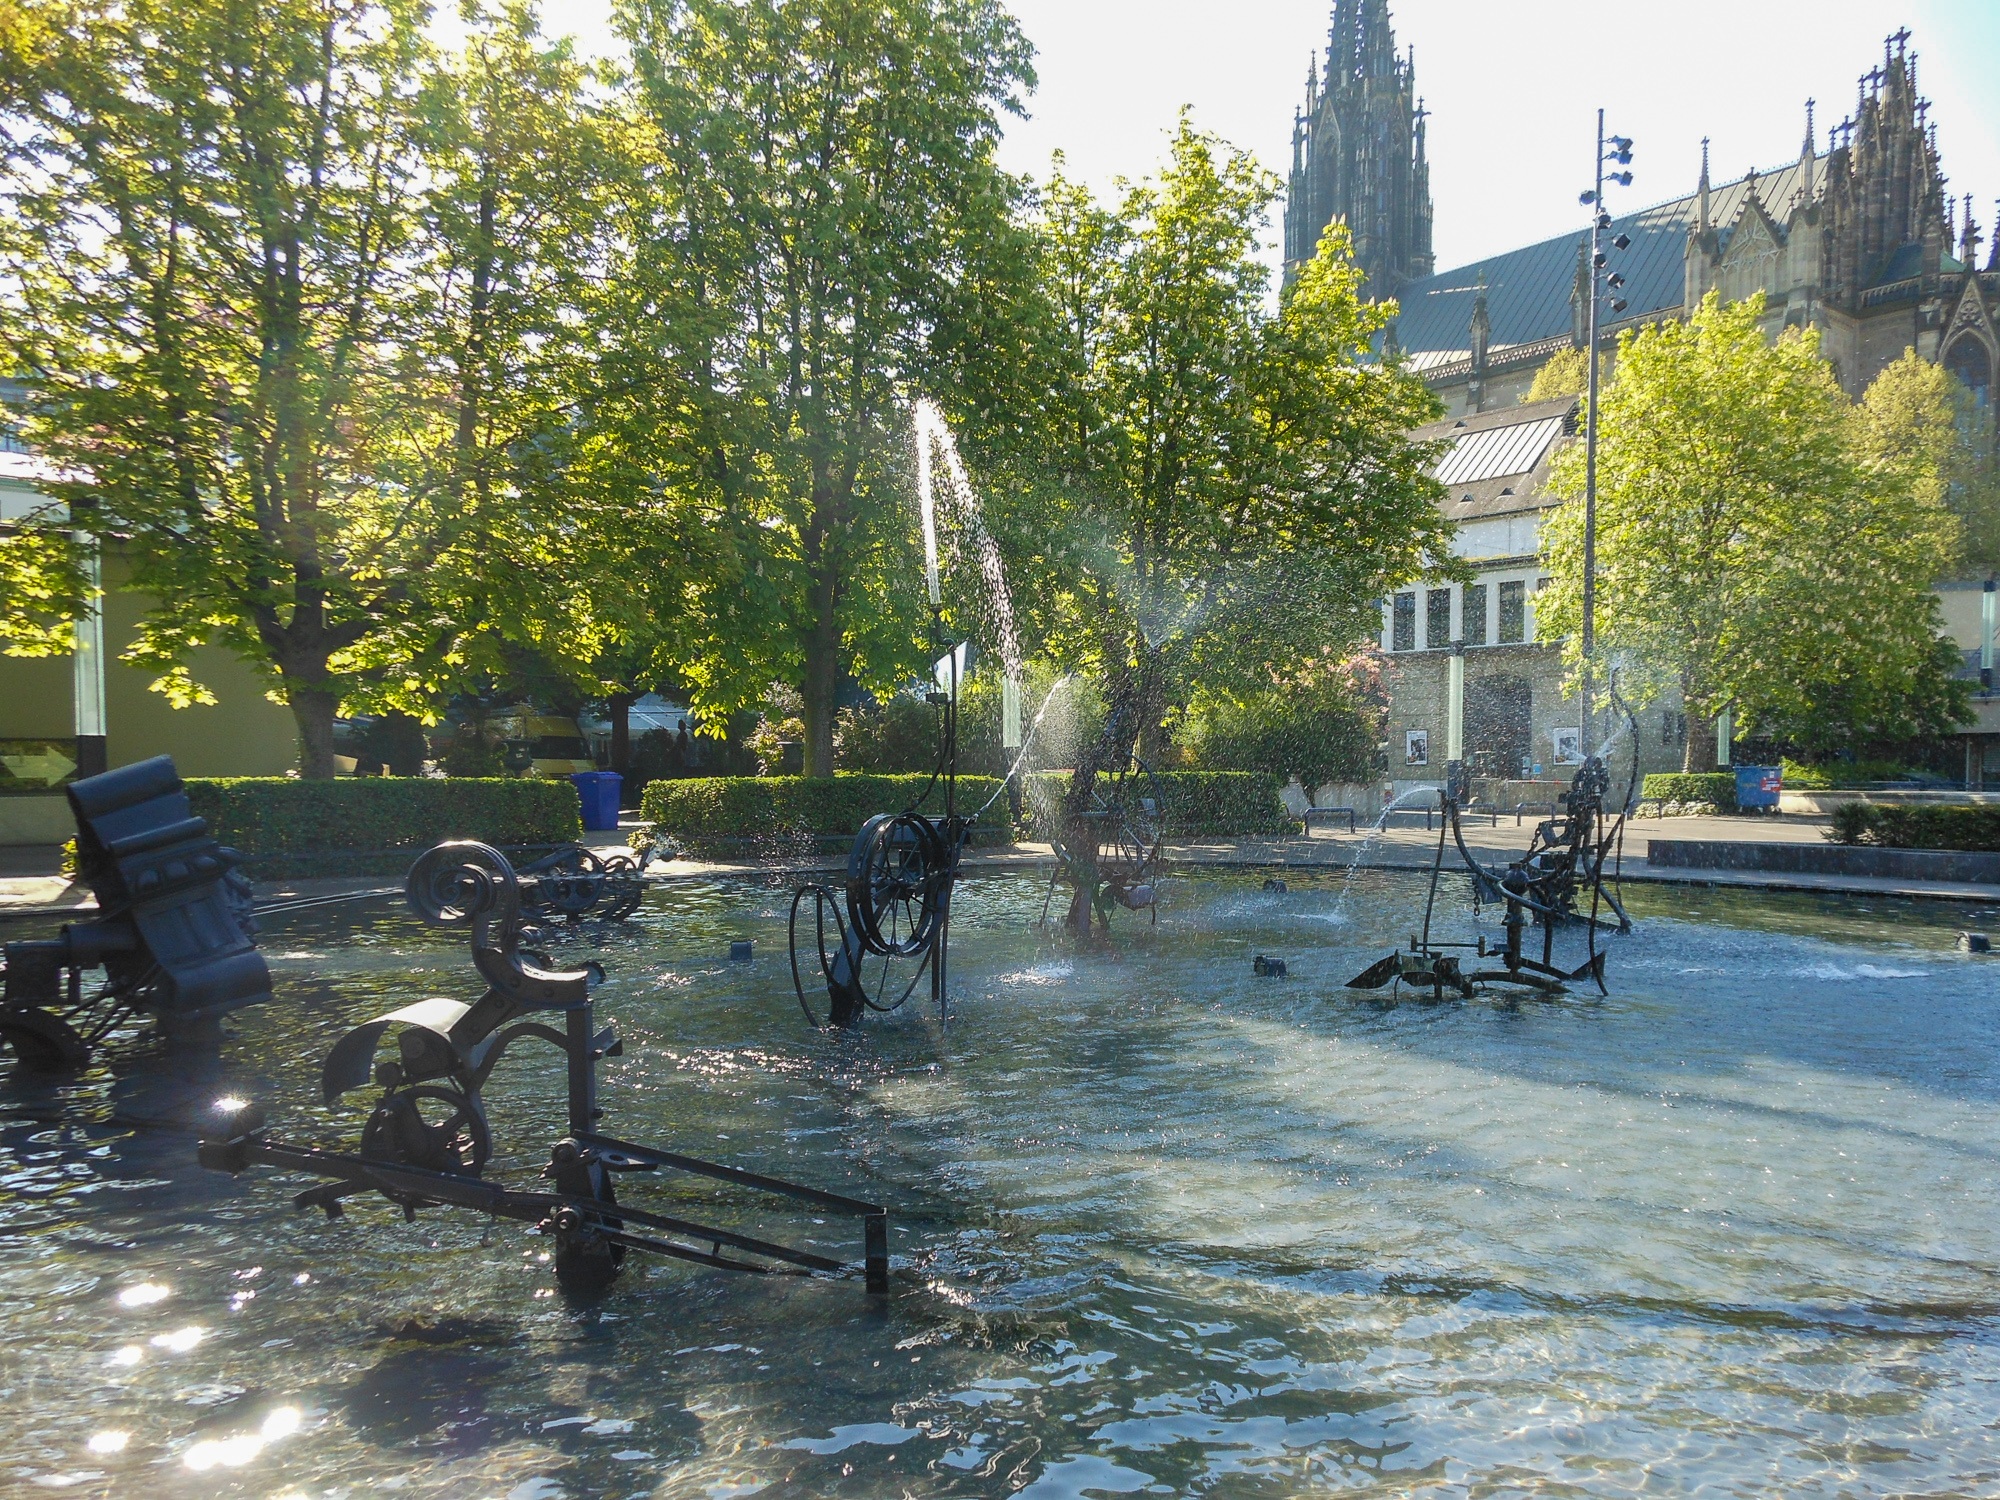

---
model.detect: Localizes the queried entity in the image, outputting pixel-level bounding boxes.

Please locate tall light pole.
[1577,111,1632,759]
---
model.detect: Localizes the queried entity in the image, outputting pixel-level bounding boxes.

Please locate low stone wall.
[1648,838,2000,884]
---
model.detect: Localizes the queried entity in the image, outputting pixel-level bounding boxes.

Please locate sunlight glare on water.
[1,868,1996,1496]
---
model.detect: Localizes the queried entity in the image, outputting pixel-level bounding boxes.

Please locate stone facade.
[1375,399,1683,802]
[1283,0,1433,300]
[1394,33,1996,436]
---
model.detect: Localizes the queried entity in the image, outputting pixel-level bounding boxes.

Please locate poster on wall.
[1405,729,1429,767]
[1552,727,1583,765]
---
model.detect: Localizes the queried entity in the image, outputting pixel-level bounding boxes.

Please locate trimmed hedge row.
[184,777,581,866]
[1640,772,1737,811]
[639,774,1007,856]
[1828,802,2000,851]
[637,769,1294,855]
[1024,770,1293,838]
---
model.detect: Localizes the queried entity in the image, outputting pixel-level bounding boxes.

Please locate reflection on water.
[3,867,1998,1496]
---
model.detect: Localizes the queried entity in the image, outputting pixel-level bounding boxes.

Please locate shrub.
[1022,770,1293,838]
[1823,802,2000,851]
[1639,772,1737,811]
[639,774,1007,857]
[1179,689,1378,793]
[1781,757,1917,790]
[836,693,943,773]
[639,769,1292,855]
[1828,801,1874,845]
[184,776,581,869]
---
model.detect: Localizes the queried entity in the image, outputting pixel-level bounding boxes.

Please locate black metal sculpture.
[514,842,651,925]
[0,756,268,1067]
[201,841,887,1293]
[789,652,970,1028]
[1346,747,1635,1001]
[1041,748,1164,932]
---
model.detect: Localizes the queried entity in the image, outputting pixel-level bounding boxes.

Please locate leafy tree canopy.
[1538,292,1965,770]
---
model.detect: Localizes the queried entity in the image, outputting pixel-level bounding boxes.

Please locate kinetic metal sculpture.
[789,651,970,1028]
[0,756,268,1067]
[1346,747,1635,1001]
[1042,747,1164,932]
[514,842,650,925]
[202,841,887,1293]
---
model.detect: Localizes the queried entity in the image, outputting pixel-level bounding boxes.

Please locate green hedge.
[1024,770,1293,838]
[184,777,581,869]
[640,774,1006,857]
[1640,772,1737,811]
[637,769,1294,855]
[1828,802,2000,851]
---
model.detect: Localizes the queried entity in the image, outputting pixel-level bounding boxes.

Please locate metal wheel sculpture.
[1044,753,1165,930]
[791,811,963,1028]
[1346,693,1638,1001]
[204,839,891,1296]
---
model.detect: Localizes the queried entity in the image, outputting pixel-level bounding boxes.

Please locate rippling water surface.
[4,868,1999,1497]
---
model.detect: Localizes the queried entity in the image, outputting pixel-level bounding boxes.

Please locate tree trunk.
[291,686,340,780]
[609,691,635,777]
[801,582,840,778]
[1683,706,1716,773]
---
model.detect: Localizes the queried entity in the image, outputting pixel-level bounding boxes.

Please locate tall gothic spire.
[1283,2,1433,294]
[1697,137,1711,232]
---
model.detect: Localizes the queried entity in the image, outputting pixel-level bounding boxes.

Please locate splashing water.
[1324,783,1449,919]
[911,399,1021,695]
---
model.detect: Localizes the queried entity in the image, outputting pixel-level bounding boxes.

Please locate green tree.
[1000,121,1451,928]
[0,0,617,775]
[611,0,1037,776]
[1028,129,1448,738]
[1857,347,2000,573]
[1524,345,1589,404]
[1538,293,1962,770]
[1181,651,1386,801]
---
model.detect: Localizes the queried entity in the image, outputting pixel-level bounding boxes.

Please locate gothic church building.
[1285,17,1999,792]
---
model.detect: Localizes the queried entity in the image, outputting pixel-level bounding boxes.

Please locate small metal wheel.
[360,1084,493,1177]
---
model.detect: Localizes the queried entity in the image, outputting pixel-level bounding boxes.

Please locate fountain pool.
[4,867,1998,1496]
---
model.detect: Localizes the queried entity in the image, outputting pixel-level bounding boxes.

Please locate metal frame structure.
[1040,749,1165,932]
[1346,733,1637,1002]
[788,624,974,1029]
[202,841,887,1293]
[513,842,651,925]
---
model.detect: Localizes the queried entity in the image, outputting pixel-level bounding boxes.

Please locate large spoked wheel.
[360,1084,493,1177]
[846,814,947,959]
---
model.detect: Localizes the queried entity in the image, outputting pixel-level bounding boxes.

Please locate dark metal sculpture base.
[202,841,887,1293]
[1,755,269,1067]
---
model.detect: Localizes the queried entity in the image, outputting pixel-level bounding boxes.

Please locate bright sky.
[534,0,2000,276]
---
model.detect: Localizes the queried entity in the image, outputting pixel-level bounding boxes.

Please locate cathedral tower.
[1284,0,1434,299]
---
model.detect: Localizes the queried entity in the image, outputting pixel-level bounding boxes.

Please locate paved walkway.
[6,814,1998,920]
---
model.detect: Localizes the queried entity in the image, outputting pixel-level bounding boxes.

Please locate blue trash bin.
[1734,764,1781,811]
[570,771,623,832]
